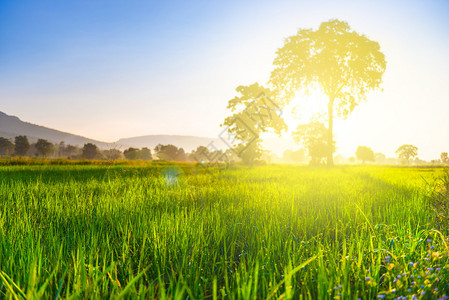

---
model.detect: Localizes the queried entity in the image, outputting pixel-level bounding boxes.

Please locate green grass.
[0,164,448,299]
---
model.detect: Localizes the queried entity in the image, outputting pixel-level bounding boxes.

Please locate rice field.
[0,164,448,299]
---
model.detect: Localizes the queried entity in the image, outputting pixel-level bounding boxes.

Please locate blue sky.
[1,0,449,159]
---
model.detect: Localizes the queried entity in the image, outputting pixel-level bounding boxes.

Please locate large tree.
[222,83,286,165]
[271,19,386,166]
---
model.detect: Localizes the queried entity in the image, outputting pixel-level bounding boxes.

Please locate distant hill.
[0,111,229,151]
[0,111,110,147]
[0,110,296,155]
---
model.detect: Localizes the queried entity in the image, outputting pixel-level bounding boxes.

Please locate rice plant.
[0,164,448,299]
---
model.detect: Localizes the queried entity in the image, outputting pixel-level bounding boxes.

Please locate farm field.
[0,164,448,299]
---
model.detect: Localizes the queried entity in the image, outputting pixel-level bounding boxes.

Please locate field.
[0,164,448,299]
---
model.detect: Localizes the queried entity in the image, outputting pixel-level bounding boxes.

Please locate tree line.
[0,135,241,162]
[280,144,447,165]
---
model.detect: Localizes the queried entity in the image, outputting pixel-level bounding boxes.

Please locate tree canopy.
[82,143,100,160]
[124,147,140,160]
[123,147,152,160]
[155,144,187,161]
[35,139,55,157]
[395,144,418,164]
[222,82,286,165]
[14,136,30,157]
[0,137,14,156]
[355,146,375,164]
[440,152,449,165]
[139,148,153,161]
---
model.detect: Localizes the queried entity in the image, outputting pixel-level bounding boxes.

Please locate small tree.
[441,152,449,165]
[103,149,123,160]
[154,144,186,161]
[395,144,418,164]
[63,144,80,158]
[14,135,30,157]
[139,148,152,161]
[124,147,140,160]
[0,137,14,156]
[293,121,334,165]
[82,143,99,160]
[190,146,210,162]
[35,139,55,157]
[222,83,286,165]
[355,146,375,164]
[375,152,387,164]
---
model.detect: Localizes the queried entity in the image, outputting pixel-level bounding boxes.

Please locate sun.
[281,90,329,136]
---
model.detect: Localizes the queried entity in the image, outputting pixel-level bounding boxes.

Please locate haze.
[1,0,448,160]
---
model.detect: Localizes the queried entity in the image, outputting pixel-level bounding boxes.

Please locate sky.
[1,0,449,160]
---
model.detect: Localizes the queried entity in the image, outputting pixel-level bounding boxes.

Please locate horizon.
[1,0,449,160]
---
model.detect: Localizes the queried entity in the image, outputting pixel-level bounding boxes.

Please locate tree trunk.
[327,97,334,167]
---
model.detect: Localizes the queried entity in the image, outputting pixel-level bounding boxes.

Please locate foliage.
[35,138,55,157]
[124,147,153,161]
[233,142,261,165]
[222,82,286,165]
[441,152,449,165]
[124,147,140,160]
[14,135,30,157]
[271,19,386,166]
[103,148,123,160]
[293,121,334,165]
[356,146,375,163]
[59,144,81,158]
[190,146,227,163]
[190,146,210,162]
[0,165,448,299]
[82,143,100,160]
[396,144,418,164]
[139,147,152,161]
[0,137,14,156]
[154,144,187,161]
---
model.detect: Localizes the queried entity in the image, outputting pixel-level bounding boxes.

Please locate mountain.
[0,110,297,155]
[0,111,110,147]
[0,111,229,151]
